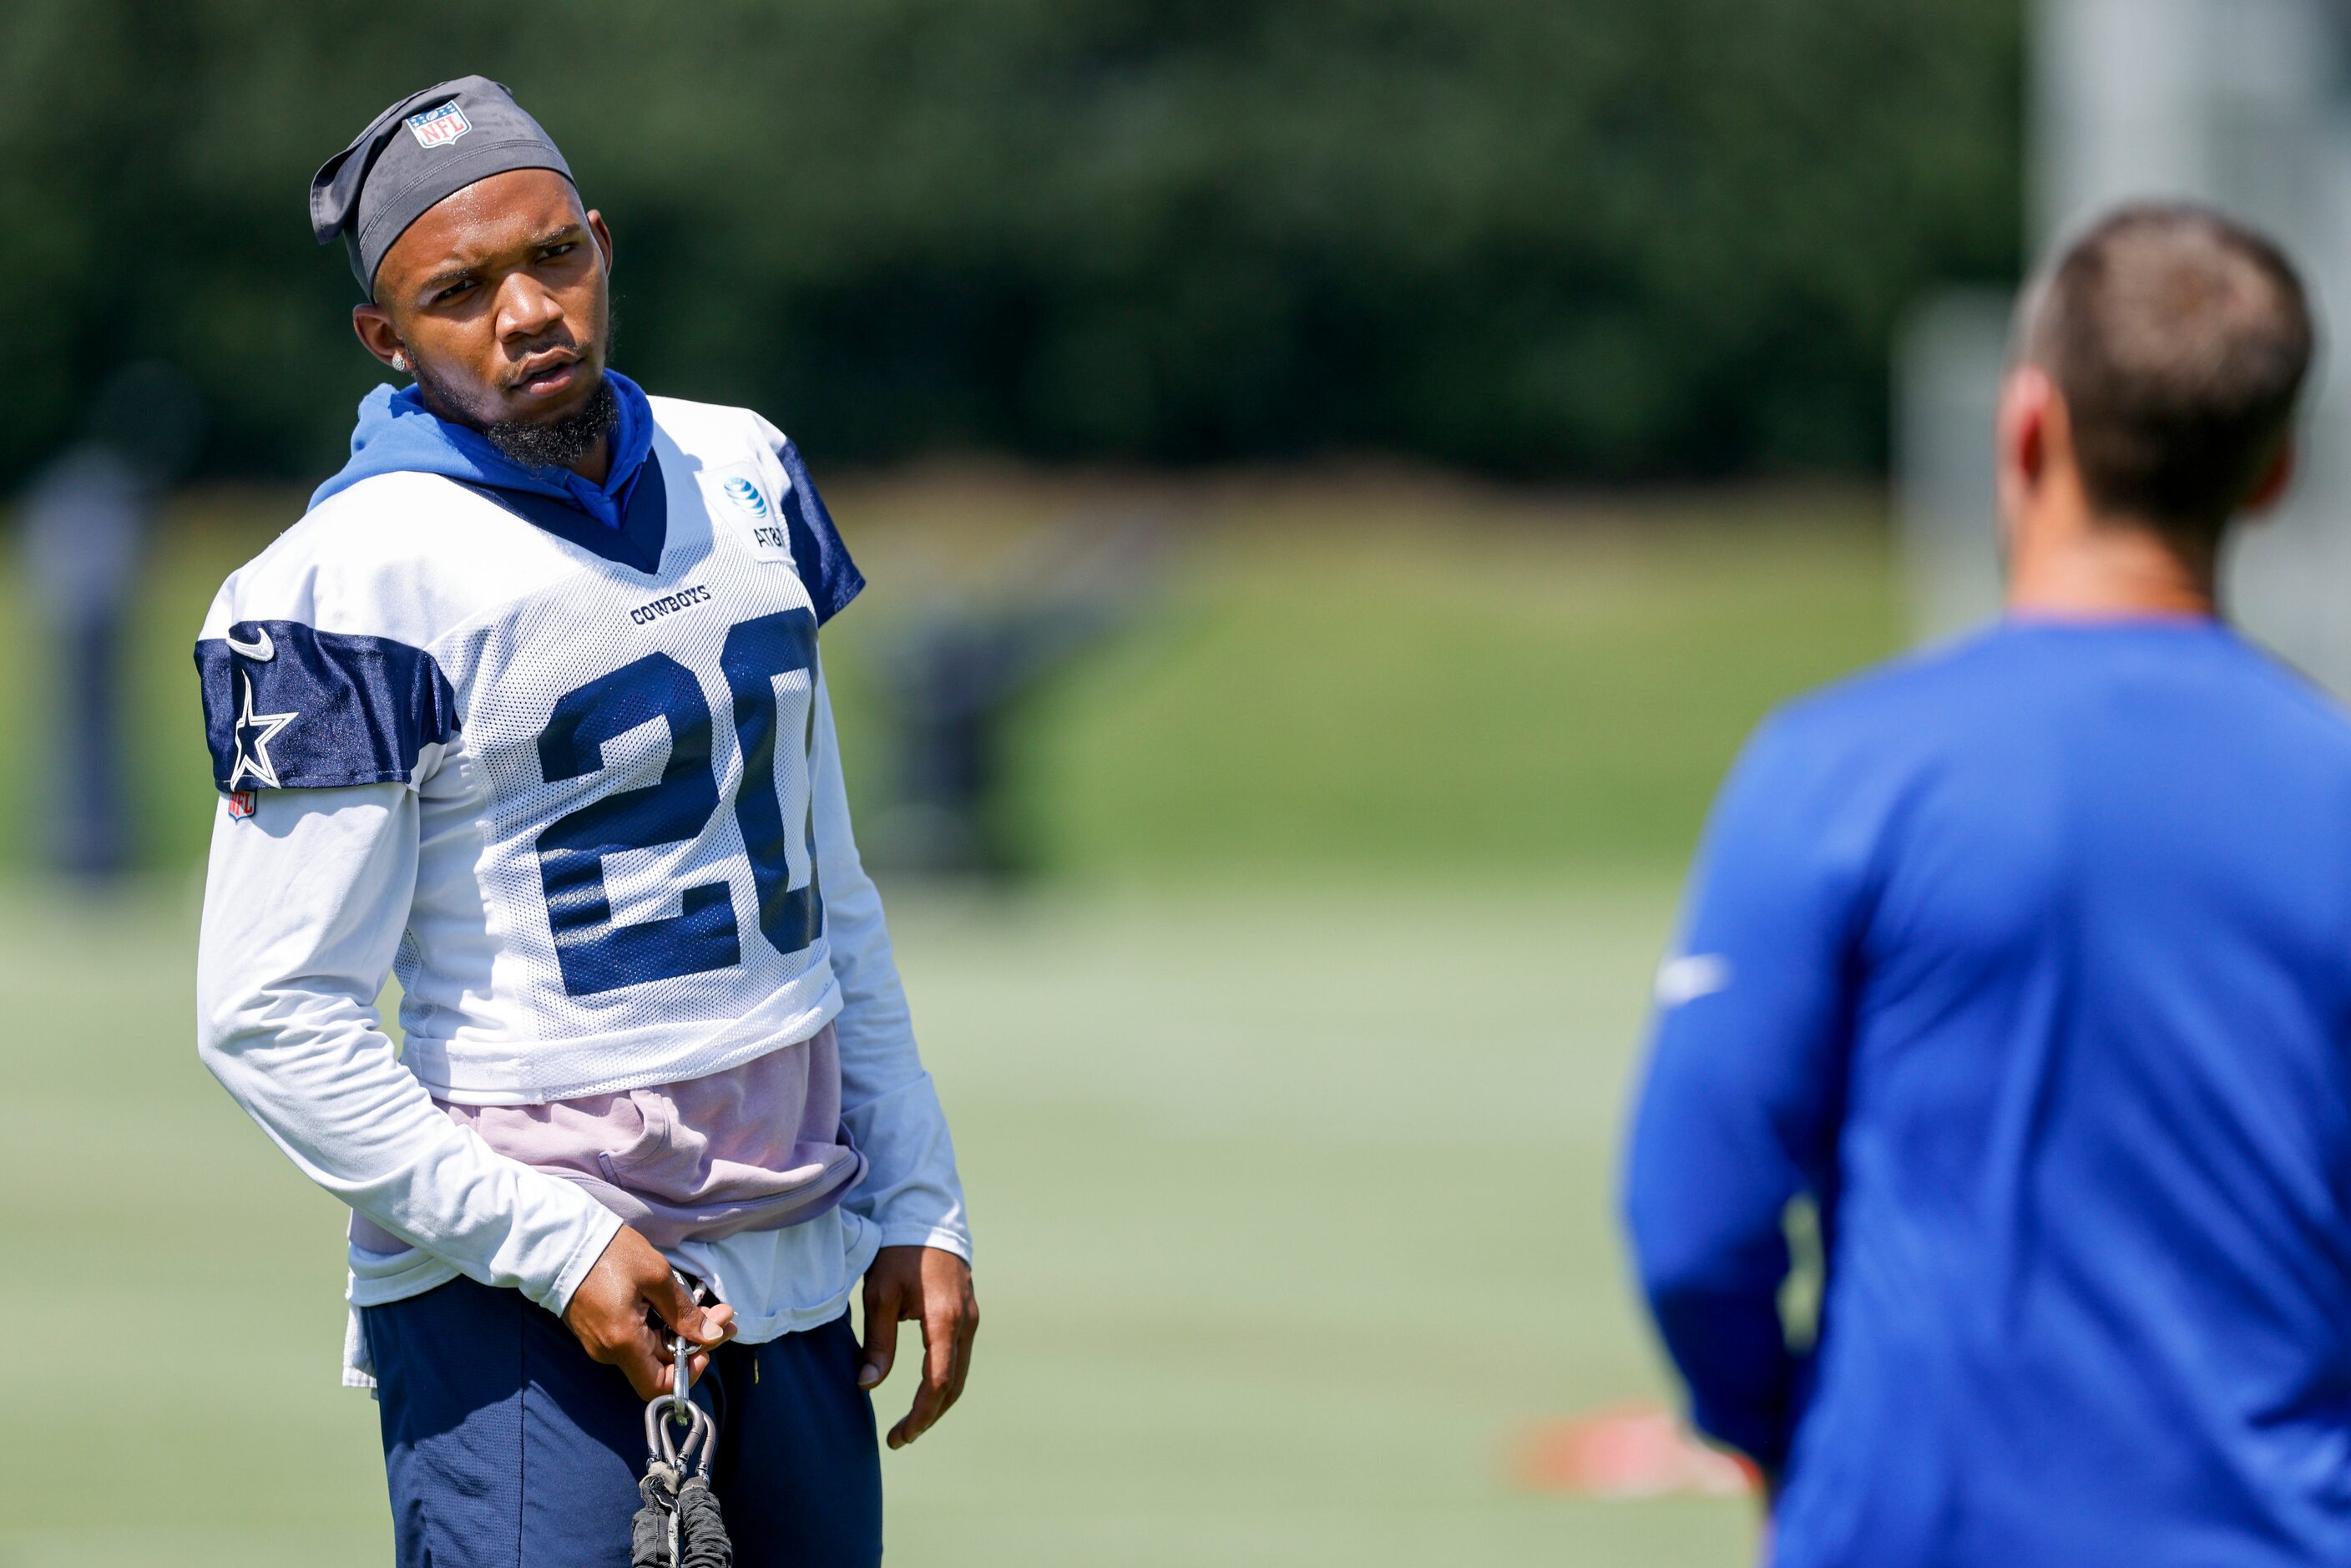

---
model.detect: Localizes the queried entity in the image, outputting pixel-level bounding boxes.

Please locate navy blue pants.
[364,1276,882,1566]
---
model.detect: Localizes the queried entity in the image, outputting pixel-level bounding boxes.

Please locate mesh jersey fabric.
[196,397,865,1105]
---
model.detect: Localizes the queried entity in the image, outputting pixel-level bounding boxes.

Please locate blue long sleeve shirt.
[1624,618,2351,1566]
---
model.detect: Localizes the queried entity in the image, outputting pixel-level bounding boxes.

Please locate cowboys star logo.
[228,672,298,790]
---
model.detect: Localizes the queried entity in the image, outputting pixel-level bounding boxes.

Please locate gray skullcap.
[310,76,574,293]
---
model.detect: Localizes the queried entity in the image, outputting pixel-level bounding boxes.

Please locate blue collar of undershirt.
[310,367,656,530]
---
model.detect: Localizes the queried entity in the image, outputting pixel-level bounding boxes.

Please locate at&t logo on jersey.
[722,477,771,518]
[710,473,791,554]
[405,103,473,149]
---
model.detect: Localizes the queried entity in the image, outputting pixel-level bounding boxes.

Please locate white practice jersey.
[194,394,967,1367]
[198,397,867,1105]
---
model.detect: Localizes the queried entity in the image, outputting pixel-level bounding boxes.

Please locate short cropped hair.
[2017,205,2316,540]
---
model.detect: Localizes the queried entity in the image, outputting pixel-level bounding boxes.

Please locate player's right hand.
[561,1225,736,1401]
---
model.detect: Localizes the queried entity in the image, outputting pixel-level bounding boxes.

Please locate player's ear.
[1997,364,2058,493]
[588,209,614,275]
[1995,364,2057,553]
[351,304,407,373]
[2240,442,2296,518]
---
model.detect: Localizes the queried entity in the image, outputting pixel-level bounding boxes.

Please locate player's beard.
[479,374,619,471]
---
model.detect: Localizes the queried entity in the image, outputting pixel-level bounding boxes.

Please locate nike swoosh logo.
[225,625,275,661]
[1655,953,1732,1008]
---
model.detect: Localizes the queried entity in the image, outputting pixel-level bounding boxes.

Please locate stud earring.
[392,352,408,372]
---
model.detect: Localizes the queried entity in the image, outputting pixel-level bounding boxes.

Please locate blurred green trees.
[0,0,2018,483]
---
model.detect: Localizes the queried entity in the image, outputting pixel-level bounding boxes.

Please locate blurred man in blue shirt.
[1623,205,2341,1565]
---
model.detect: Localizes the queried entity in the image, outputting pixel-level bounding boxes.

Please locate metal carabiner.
[680,1399,718,1476]
[644,1392,719,1478]
[670,1330,693,1420]
[665,1267,701,1421]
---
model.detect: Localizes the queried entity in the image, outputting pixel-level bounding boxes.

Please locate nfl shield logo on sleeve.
[405,103,473,149]
[227,789,257,821]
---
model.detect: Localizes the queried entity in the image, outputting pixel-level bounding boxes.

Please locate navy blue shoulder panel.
[195,621,458,793]
[776,439,865,624]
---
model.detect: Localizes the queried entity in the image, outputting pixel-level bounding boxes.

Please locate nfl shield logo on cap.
[405,102,473,149]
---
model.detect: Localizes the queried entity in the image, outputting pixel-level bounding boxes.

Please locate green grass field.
[0,878,1755,1566]
[0,473,1897,1565]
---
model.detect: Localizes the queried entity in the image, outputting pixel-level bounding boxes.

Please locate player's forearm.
[196,787,620,1312]
[1625,1145,1798,1463]
[839,1071,971,1257]
[1622,1034,1806,1469]
[826,923,970,1252]
[199,988,621,1310]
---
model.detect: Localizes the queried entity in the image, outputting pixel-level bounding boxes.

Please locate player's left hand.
[858,1244,978,1449]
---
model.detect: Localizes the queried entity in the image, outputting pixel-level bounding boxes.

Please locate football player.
[194,78,973,1567]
